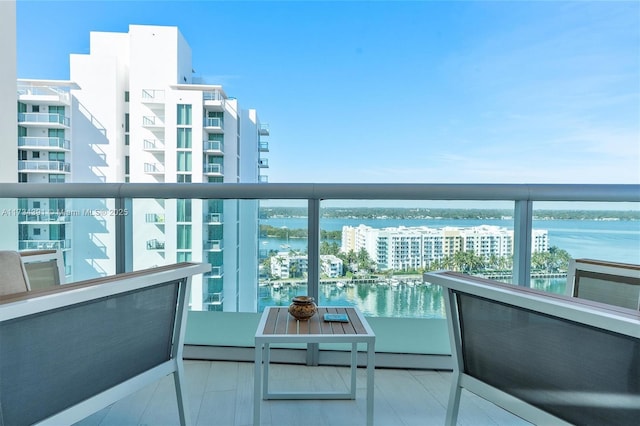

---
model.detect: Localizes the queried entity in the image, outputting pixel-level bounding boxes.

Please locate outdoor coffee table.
[254,306,375,426]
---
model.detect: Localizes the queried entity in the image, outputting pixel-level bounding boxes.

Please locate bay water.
[259,217,639,317]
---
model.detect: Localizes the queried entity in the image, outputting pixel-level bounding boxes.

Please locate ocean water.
[258,216,639,318]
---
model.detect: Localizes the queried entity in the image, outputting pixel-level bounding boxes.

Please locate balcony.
[259,175,268,183]
[204,292,224,306]
[142,116,165,129]
[0,182,637,426]
[144,162,165,175]
[143,139,165,153]
[18,112,70,128]
[141,89,165,103]
[203,90,225,111]
[206,212,222,224]
[203,163,223,176]
[18,212,71,223]
[146,239,165,250]
[259,141,269,152]
[259,123,270,136]
[204,239,223,251]
[203,117,223,133]
[145,213,165,224]
[18,239,71,250]
[18,137,70,151]
[258,158,269,168]
[203,140,223,154]
[17,82,73,105]
[18,161,70,173]
[206,266,224,278]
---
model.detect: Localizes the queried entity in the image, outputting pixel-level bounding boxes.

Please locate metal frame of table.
[254,306,375,425]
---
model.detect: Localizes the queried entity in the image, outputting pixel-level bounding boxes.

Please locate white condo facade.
[9,25,270,312]
[342,225,549,271]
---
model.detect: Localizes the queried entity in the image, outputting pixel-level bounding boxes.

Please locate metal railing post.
[307,198,321,365]
[513,200,533,287]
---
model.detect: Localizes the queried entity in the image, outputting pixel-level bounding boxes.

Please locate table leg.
[254,342,262,426]
[350,342,357,399]
[263,343,270,397]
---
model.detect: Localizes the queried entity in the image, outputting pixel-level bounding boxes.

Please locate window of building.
[19,150,27,160]
[33,228,41,236]
[177,104,192,125]
[32,105,40,113]
[33,201,40,209]
[49,105,64,115]
[125,113,129,132]
[177,151,192,172]
[49,174,65,183]
[32,152,40,159]
[177,199,192,222]
[177,225,192,250]
[177,252,192,262]
[18,173,27,183]
[208,176,223,183]
[49,152,65,161]
[177,128,192,148]
[177,174,192,183]
[125,91,130,102]
[125,156,130,175]
[18,102,26,113]
[125,134,129,146]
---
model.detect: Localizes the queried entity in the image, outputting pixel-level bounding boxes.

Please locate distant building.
[342,225,548,271]
[8,25,271,312]
[269,252,343,279]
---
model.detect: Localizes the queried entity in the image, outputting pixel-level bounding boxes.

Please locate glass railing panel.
[319,200,516,318]
[258,200,309,311]
[531,201,640,294]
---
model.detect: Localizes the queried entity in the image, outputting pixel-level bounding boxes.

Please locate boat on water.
[336,281,345,289]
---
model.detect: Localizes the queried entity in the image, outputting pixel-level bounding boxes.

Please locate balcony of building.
[142,115,165,129]
[203,117,224,133]
[17,80,77,105]
[146,238,165,251]
[204,292,224,306]
[18,160,70,173]
[18,211,71,224]
[259,140,269,152]
[18,136,70,151]
[18,239,71,251]
[143,138,165,153]
[18,112,70,128]
[203,140,224,154]
[0,183,637,426]
[259,123,270,136]
[144,213,165,225]
[259,175,269,183]
[206,212,223,224]
[258,158,269,168]
[206,266,224,279]
[204,239,224,251]
[203,89,225,112]
[203,163,224,176]
[144,162,165,175]
[140,89,165,108]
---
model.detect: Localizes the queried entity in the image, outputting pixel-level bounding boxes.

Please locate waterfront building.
[8,25,270,311]
[321,254,344,278]
[342,224,549,271]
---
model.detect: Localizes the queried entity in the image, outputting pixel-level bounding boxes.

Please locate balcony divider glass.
[1,183,637,370]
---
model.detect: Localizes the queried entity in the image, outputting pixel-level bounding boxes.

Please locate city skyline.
[16,0,640,185]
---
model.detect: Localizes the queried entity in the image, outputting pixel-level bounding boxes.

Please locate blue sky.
[16,0,640,184]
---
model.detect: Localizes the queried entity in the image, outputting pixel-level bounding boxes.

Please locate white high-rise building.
[10,25,270,312]
[342,224,548,271]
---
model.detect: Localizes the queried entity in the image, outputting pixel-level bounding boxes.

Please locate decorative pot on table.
[288,296,317,320]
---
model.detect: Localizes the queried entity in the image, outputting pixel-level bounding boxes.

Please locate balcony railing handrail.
[0,183,636,202]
